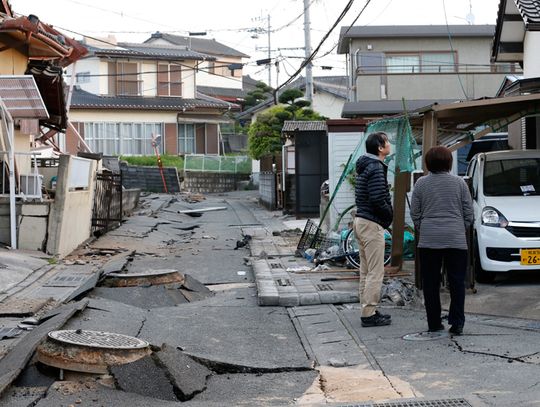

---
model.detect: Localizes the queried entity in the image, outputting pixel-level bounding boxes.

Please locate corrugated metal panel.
[0,75,48,119]
[328,132,361,229]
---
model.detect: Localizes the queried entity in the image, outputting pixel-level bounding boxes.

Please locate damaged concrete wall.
[47,155,97,258]
[18,203,51,251]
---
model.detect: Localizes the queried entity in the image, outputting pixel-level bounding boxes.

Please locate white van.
[466,150,540,283]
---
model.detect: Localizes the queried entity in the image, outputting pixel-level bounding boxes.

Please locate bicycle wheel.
[342,227,392,268]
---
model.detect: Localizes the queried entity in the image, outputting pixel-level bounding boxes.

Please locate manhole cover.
[48,330,149,350]
[107,269,178,278]
[38,330,151,374]
[403,331,449,341]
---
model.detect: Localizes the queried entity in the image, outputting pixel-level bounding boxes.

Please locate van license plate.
[520,249,540,265]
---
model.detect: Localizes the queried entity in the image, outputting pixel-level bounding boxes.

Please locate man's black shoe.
[449,325,463,335]
[428,324,445,332]
[361,313,392,327]
[374,310,391,320]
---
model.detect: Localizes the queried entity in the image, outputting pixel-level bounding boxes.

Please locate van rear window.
[483,158,540,196]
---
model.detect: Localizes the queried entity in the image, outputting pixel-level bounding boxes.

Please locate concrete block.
[299,293,321,306]
[21,203,50,216]
[278,293,300,307]
[18,216,47,251]
[318,291,358,304]
[258,292,280,306]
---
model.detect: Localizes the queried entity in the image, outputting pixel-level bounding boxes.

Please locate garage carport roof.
[403,93,540,152]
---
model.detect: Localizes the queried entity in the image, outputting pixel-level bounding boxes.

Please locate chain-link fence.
[183,154,251,174]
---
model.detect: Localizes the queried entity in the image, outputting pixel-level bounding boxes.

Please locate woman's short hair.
[425,146,453,173]
[365,132,389,155]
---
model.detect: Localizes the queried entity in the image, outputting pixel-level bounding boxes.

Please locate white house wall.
[70,110,176,123]
[198,56,243,89]
[312,92,345,119]
[141,62,157,96]
[523,32,540,78]
[65,58,101,95]
[328,132,363,230]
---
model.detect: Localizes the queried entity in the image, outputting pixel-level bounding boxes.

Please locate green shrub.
[120,155,184,170]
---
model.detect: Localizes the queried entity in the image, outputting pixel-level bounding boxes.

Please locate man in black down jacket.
[354,132,393,327]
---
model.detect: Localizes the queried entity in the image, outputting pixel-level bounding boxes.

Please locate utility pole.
[303,0,313,102]
[267,14,271,87]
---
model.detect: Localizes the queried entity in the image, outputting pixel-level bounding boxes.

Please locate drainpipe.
[281,143,286,193]
[8,112,16,249]
[353,47,360,103]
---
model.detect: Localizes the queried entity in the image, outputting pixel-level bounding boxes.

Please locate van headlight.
[481,207,508,228]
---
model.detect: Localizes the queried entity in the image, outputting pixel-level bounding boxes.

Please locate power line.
[442,0,469,99]
[274,0,371,100]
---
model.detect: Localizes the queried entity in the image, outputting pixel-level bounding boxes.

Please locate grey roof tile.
[144,33,250,58]
[282,121,327,133]
[515,0,540,29]
[71,88,238,110]
[338,25,495,53]
[87,42,213,61]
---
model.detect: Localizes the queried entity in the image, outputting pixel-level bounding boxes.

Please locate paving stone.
[0,297,53,317]
[299,293,321,305]
[318,290,358,304]
[257,292,279,306]
[278,293,300,307]
[155,344,211,400]
[110,355,177,401]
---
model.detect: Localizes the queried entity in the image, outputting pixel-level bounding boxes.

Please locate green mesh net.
[319,116,420,229]
[341,116,420,180]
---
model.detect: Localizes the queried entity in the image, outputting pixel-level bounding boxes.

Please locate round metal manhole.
[48,330,149,350]
[402,331,450,341]
[107,269,178,278]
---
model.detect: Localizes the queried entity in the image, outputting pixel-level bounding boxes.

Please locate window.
[117,62,140,96]
[178,124,195,154]
[385,52,456,74]
[157,63,182,97]
[83,122,163,155]
[76,71,91,84]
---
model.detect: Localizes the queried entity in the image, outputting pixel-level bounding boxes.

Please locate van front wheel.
[474,239,496,284]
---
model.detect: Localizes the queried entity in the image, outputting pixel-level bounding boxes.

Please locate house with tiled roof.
[492,0,540,149]
[66,38,239,156]
[144,32,250,105]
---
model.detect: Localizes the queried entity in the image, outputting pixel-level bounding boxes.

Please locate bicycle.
[341,227,392,268]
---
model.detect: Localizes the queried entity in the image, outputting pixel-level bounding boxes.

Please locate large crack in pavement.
[450,337,540,364]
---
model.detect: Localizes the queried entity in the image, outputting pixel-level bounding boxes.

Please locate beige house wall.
[0,48,27,74]
[352,36,515,101]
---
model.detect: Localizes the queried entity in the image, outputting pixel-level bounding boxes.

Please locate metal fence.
[92,172,123,235]
[184,154,251,173]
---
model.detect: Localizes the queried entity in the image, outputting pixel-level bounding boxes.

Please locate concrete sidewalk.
[245,210,540,406]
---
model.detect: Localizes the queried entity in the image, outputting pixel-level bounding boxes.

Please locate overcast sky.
[10,0,500,87]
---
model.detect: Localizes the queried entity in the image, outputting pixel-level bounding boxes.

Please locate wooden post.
[422,110,438,172]
[390,170,410,268]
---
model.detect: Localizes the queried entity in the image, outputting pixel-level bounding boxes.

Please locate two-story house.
[144,32,250,105]
[337,25,521,119]
[492,0,540,150]
[67,38,239,156]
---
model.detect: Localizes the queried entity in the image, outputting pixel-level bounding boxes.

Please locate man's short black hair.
[365,132,389,155]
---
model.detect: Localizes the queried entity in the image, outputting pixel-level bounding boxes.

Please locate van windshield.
[483,158,540,196]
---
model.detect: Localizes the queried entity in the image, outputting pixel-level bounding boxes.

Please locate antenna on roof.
[466,0,475,25]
